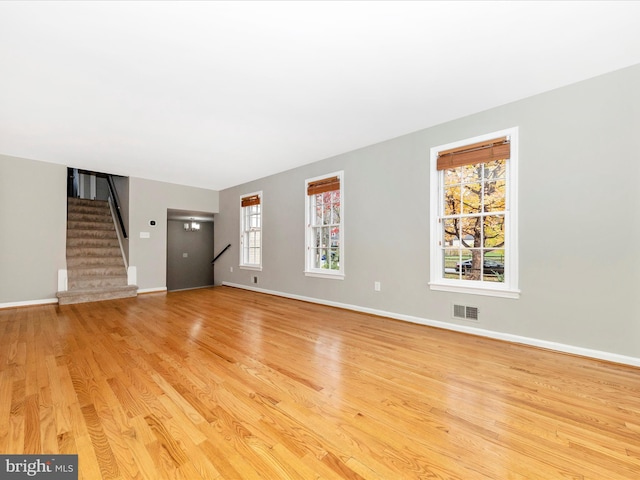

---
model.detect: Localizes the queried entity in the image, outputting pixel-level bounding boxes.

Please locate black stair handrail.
[107,175,128,239]
[211,244,231,264]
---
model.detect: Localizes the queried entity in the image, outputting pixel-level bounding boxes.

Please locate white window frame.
[305,171,344,280]
[239,190,262,271]
[429,127,519,299]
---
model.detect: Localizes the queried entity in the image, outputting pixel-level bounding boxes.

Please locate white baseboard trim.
[222,282,640,368]
[137,287,167,294]
[0,298,59,309]
[168,285,215,293]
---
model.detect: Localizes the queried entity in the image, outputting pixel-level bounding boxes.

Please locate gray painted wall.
[0,155,67,303]
[214,64,640,359]
[167,220,214,291]
[128,177,219,291]
[96,176,109,201]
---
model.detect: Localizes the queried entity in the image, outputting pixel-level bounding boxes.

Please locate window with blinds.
[305,172,344,278]
[240,192,262,269]
[430,129,519,298]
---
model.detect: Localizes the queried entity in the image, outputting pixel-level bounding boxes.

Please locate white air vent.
[453,304,479,321]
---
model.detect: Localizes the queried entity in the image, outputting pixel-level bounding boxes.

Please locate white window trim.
[429,127,520,299]
[240,264,262,272]
[239,190,263,271]
[304,171,345,280]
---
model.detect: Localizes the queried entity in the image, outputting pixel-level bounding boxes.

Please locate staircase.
[57,198,138,305]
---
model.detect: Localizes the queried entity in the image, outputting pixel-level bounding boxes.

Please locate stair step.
[68,199,110,207]
[66,246,122,257]
[66,256,124,268]
[67,237,120,248]
[68,220,116,231]
[68,209,111,218]
[68,265,127,277]
[68,198,109,207]
[67,202,111,216]
[57,285,138,305]
[68,212,113,223]
[67,229,118,239]
[69,275,128,289]
[68,203,110,213]
[63,197,135,305]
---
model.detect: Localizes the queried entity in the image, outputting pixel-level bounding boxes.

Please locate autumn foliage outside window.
[305,173,343,277]
[441,157,506,282]
[240,192,261,268]
[432,131,518,294]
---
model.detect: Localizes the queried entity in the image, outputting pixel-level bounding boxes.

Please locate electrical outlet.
[374,281,381,291]
[230,267,233,272]
[252,276,258,284]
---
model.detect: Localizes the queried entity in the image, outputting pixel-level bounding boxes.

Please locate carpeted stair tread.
[69,273,126,283]
[67,203,111,211]
[67,220,117,230]
[67,229,118,239]
[67,198,109,205]
[58,197,138,305]
[66,257,124,268]
[66,246,122,257]
[68,264,127,273]
[68,275,129,289]
[57,285,138,305]
[67,237,120,248]
[68,212,114,223]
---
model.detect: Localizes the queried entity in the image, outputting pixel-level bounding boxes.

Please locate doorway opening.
[166,209,215,291]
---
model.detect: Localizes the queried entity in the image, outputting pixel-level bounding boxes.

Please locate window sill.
[239,265,262,272]
[304,270,344,280]
[429,282,520,299]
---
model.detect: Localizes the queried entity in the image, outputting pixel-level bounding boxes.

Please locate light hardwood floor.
[1,286,639,479]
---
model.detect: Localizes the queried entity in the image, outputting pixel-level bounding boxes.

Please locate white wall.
[0,155,67,304]
[214,64,640,361]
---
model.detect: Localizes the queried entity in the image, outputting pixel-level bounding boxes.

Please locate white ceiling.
[2,1,640,191]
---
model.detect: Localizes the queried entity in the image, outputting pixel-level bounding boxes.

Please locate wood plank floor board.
[1,286,640,479]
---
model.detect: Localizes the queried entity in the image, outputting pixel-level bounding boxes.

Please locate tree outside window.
[305,172,344,278]
[442,159,506,282]
[240,192,262,270]
[430,129,519,298]
[310,190,341,270]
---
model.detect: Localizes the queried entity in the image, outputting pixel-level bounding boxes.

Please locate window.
[430,128,519,298]
[240,192,262,270]
[305,172,344,279]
